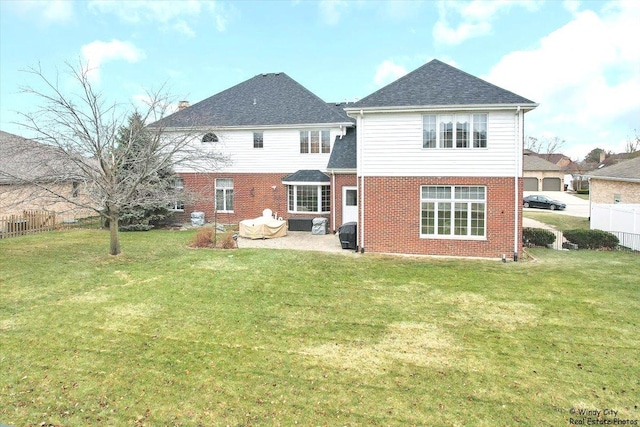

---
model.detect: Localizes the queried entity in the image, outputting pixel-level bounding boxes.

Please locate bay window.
[288,185,330,213]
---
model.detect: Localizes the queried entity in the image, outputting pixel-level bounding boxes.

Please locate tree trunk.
[109,213,121,256]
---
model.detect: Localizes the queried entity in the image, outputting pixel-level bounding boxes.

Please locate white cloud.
[433,0,543,45]
[9,0,74,25]
[173,20,196,38]
[563,0,581,14]
[81,40,146,83]
[486,1,640,159]
[374,60,408,87]
[319,0,348,26]
[88,0,229,35]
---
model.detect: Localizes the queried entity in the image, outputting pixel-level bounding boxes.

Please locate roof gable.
[588,156,640,181]
[156,73,352,128]
[523,154,562,172]
[349,59,536,109]
[0,130,83,184]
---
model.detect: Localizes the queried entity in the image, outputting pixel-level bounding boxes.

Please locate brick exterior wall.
[360,176,523,259]
[589,179,640,204]
[331,174,357,231]
[177,172,330,225]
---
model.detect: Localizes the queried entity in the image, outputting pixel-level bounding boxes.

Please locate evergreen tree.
[115,112,178,231]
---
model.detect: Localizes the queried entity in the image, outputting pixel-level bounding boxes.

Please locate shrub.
[564,229,619,250]
[523,227,556,247]
[220,231,237,249]
[189,227,237,249]
[190,226,215,248]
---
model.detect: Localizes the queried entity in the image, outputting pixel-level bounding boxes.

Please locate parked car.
[523,195,566,210]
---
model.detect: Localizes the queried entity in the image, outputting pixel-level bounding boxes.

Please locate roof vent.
[178,100,190,111]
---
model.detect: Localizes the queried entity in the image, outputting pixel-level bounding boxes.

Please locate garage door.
[524,177,538,191]
[542,177,561,191]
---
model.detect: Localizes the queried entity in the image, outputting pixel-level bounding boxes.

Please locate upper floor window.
[300,130,330,154]
[202,132,218,143]
[423,114,487,149]
[253,132,263,148]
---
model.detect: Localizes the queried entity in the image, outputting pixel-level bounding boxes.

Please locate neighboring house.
[0,130,93,218]
[524,150,580,190]
[159,59,538,259]
[587,157,640,205]
[523,154,564,191]
[587,157,640,247]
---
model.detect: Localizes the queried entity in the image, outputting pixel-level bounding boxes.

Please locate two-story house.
[158,59,537,259]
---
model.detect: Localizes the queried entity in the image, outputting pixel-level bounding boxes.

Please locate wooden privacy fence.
[0,210,56,239]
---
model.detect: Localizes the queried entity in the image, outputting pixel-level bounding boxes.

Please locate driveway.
[523,191,589,218]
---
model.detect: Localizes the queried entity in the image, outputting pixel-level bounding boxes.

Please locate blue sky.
[1,0,638,161]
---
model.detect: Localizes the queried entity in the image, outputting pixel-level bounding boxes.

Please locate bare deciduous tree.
[14,61,228,255]
[625,129,640,154]
[525,135,566,159]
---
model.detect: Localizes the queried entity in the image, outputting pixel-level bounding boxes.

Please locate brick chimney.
[599,151,606,162]
[178,100,190,111]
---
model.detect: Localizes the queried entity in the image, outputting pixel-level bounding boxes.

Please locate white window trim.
[215,178,234,213]
[169,177,185,211]
[299,130,331,154]
[419,185,487,240]
[423,113,488,149]
[287,184,330,214]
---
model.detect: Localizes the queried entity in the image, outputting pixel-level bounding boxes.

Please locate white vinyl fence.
[590,204,640,251]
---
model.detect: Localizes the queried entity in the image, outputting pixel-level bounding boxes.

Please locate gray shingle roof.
[587,156,640,181]
[523,155,562,172]
[348,59,536,109]
[0,130,82,184]
[155,73,353,128]
[282,170,330,183]
[327,127,356,170]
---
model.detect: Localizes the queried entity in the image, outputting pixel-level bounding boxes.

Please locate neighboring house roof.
[346,59,537,110]
[587,156,640,182]
[282,170,330,183]
[0,130,82,185]
[327,127,356,171]
[154,73,354,128]
[523,155,563,172]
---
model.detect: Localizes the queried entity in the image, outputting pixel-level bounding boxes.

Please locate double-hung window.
[423,114,487,148]
[300,130,330,154]
[420,185,486,238]
[215,178,234,212]
[288,185,330,213]
[170,177,185,211]
[253,132,263,148]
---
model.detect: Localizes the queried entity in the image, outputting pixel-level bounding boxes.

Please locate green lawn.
[524,211,590,231]
[1,230,639,426]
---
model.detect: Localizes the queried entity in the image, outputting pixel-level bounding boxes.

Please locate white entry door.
[342,186,358,224]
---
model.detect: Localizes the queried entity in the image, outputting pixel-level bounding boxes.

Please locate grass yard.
[1,230,638,426]
[523,212,590,231]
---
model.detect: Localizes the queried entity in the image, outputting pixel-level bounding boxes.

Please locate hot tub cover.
[239,217,287,239]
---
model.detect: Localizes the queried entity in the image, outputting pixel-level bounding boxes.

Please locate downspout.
[514,106,522,261]
[331,171,336,232]
[357,111,365,253]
